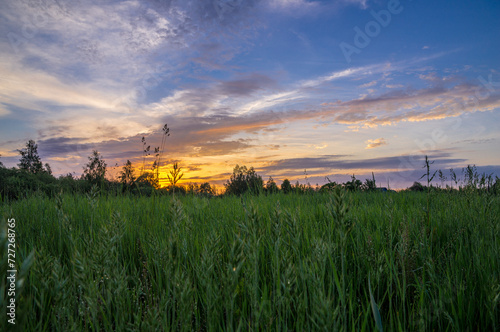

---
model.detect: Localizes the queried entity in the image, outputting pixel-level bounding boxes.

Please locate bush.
[320,181,338,193]
[408,181,425,192]
[0,167,58,200]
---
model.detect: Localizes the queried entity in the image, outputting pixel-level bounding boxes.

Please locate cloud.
[365,138,387,149]
[359,80,378,89]
[139,70,500,161]
[301,63,387,88]
[6,55,498,178]
[0,103,10,117]
[340,0,369,9]
[260,152,467,173]
[266,0,320,12]
[218,73,276,96]
[326,81,500,129]
[0,62,118,111]
[235,63,391,114]
[264,0,371,15]
[190,140,253,157]
[0,0,273,149]
[0,0,264,108]
[452,138,497,145]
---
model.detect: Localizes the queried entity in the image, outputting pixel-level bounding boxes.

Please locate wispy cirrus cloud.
[265,0,321,13]
[0,0,267,146]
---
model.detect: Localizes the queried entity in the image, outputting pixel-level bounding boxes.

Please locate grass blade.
[368,274,383,332]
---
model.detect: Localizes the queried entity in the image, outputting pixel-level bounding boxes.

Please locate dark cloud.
[452,138,497,145]
[184,172,232,182]
[37,137,95,158]
[260,153,467,174]
[191,139,253,157]
[260,155,346,172]
[218,73,276,96]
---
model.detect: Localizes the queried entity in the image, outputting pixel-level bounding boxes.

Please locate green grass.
[1,190,499,331]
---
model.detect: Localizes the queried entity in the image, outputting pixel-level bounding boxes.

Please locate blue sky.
[1,0,499,188]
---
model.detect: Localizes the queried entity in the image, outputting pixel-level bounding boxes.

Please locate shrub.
[408,181,425,192]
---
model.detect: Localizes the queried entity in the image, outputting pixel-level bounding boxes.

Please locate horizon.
[1,0,499,190]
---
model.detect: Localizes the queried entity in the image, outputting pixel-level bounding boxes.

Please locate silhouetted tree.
[265,176,278,194]
[136,171,158,189]
[408,181,425,192]
[82,150,107,186]
[44,163,52,175]
[293,180,306,194]
[119,160,136,188]
[225,165,263,195]
[18,140,44,174]
[281,178,292,194]
[199,182,214,196]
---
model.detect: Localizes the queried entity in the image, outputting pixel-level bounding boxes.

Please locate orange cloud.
[365,138,387,149]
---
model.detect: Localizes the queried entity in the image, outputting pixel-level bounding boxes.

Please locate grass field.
[1,189,499,331]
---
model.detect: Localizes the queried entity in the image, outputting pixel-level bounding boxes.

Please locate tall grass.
[1,190,499,331]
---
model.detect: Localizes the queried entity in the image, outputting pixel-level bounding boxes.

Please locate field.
[1,190,499,331]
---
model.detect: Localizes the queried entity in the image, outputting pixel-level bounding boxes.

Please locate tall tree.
[82,150,107,185]
[18,140,44,174]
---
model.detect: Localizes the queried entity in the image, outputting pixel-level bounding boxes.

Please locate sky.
[0,0,499,189]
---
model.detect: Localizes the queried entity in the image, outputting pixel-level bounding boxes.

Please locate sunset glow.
[1,0,499,189]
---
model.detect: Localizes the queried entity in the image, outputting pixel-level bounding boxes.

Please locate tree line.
[1,138,499,200]
[0,139,214,199]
